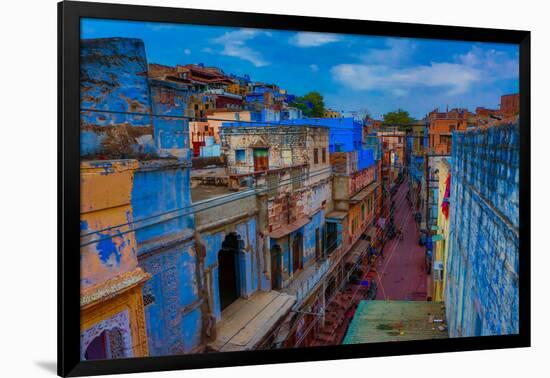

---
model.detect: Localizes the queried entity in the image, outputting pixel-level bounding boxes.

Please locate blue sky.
[81,18,519,119]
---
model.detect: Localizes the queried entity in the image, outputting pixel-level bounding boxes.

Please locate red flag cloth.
[441,173,451,219]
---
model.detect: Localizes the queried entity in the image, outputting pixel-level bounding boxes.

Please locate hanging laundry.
[441,173,451,219]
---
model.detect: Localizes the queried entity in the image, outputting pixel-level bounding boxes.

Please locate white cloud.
[291,32,340,47]
[212,29,270,67]
[456,46,518,80]
[332,45,517,96]
[309,64,319,72]
[361,38,416,65]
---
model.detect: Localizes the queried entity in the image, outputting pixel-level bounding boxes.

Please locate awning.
[345,238,370,265]
[209,291,296,352]
[349,182,380,203]
[326,211,347,221]
[269,217,310,239]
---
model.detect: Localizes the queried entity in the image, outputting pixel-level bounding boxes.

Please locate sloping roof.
[209,291,296,352]
[326,211,348,220]
[269,216,310,239]
[349,182,380,203]
[344,300,448,344]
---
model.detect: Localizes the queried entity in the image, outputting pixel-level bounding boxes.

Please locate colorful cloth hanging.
[441,173,451,219]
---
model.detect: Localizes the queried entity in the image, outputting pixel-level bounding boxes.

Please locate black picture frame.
[58,1,531,376]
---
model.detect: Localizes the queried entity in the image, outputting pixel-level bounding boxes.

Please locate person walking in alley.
[397,226,404,241]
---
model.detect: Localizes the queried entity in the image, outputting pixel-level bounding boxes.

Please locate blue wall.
[445,123,519,337]
[280,117,363,153]
[150,80,192,160]
[303,210,326,265]
[80,37,194,160]
[81,38,202,356]
[200,218,260,321]
[132,164,194,254]
[80,38,153,157]
[140,241,202,356]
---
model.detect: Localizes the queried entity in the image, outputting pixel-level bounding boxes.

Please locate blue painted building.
[280,117,363,152]
[80,38,154,158]
[81,37,205,356]
[444,123,519,337]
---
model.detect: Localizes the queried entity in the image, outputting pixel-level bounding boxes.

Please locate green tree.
[291,91,325,118]
[382,109,416,131]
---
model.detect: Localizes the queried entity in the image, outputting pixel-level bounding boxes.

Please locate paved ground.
[374,181,428,301]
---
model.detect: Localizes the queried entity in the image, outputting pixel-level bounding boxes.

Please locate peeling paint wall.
[80,38,194,161]
[80,37,202,354]
[445,123,519,337]
[80,160,140,288]
[132,161,198,355]
[80,38,154,159]
[221,125,329,173]
[150,79,192,160]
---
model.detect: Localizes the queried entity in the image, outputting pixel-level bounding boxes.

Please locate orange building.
[427,108,473,154]
[500,94,519,116]
[80,160,151,360]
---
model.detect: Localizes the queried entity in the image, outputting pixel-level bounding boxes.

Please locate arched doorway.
[270,244,281,289]
[218,233,241,311]
[84,328,127,360]
[292,233,303,274]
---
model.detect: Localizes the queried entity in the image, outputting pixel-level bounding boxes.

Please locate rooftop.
[208,291,295,352]
[191,185,233,203]
[343,300,448,344]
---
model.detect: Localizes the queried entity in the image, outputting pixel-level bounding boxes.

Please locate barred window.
[143,293,155,307]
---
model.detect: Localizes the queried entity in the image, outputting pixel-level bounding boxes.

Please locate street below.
[375,181,428,301]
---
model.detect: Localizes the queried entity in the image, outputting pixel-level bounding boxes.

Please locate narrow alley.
[375,181,428,301]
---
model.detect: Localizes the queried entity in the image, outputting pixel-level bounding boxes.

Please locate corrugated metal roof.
[343,300,448,344]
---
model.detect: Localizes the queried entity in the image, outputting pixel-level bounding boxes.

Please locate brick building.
[427,108,473,154]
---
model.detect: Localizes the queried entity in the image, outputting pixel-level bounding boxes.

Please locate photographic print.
[78,17,520,361]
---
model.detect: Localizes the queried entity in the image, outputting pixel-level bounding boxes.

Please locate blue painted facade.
[444,123,519,337]
[80,37,204,355]
[200,217,262,321]
[269,209,326,288]
[280,117,363,153]
[303,210,326,265]
[80,38,154,158]
[149,79,192,160]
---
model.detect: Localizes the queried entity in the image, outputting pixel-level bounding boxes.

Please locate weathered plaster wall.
[445,124,519,337]
[150,80,192,160]
[132,161,195,255]
[80,160,140,288]
[139,240,202,355]
[199,217,262,321]
[80,38,193,160]
[221,125,328,173]
[303,210,326,265]
[80,38,154,158]
[131,160,199,355]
